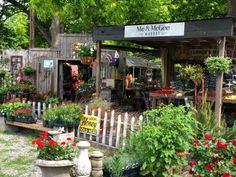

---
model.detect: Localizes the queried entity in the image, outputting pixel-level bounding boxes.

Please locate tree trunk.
[227,0,236,20]
[50,16,64,48]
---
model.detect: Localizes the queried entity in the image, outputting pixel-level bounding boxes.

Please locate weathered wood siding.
[56,33,93,58]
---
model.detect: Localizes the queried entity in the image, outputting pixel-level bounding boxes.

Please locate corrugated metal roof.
[126,56,159,69]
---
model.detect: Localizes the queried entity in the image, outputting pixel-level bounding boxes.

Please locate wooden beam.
[215,37,226,127]
[96,41,101,97]
[101,44,159,55]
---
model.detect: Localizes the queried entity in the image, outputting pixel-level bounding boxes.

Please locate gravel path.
[0,131,41,177]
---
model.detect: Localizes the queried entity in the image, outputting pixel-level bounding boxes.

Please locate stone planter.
[35,159,74,177]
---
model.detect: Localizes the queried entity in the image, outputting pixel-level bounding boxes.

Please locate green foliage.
[42,104,82,126]
[2,12,29,49]
[177,65,204,85]
[75,44,96,57]
[21,65,36,76]
[103,153,139,177]
[205,57,232,75]
[126,104,197,177]
[77,77,96,96]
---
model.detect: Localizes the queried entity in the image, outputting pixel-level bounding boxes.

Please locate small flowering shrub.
[189,134,236,177]
[32,131,77,161]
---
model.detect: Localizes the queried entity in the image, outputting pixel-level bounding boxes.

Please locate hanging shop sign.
[124,22,185,38]
[79,115,98,135]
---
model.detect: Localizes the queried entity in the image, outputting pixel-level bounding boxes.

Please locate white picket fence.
[80,105,144,148]
[30,102,144,148]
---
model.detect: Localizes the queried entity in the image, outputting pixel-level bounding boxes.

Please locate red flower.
[189,159,197,167]
[72,143,76,147]
[231,139,236,146]
[233,156,236,165]
[67,137,72,141]
[222,173,233,177]
[33,139,45,148]
[192,139,199,146]
[203,142,210,147]
[189,169,194,174]
[206,163,214,171]
[196,175,201,177]
[40,131,49,140]
[216,141,228,149]
[212,157,220,163]
[48,139,58,147]
[204,134,212,140]
[61,142,66,145]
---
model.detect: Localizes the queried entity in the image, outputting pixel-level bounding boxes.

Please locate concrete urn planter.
[35,159,74,177]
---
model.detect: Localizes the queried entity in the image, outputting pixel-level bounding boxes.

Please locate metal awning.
[126,56,159,69]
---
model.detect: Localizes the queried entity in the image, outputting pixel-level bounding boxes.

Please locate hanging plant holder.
[80,56,95,65]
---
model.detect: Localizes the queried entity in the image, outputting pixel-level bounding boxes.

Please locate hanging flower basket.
[80,56,95,65]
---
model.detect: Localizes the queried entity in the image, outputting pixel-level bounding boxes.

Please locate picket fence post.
[115,115,121,148]
[108,110,115,147]
[122,112,128,147]
[96,108,101,142]
[102,112,108,144]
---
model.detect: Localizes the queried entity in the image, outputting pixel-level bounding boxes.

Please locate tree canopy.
[0,0,230,48]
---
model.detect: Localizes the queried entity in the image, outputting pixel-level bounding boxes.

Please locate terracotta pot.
[35,159,74,177]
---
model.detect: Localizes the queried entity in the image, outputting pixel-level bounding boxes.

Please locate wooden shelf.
[5,121,52,132]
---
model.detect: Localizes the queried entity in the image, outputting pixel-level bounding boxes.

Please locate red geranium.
[216,141,228,149]
[189,159,197,167]
[32,131,77,160]
[231,139,236,146]
[204,134,212,140]
[206,163,214,171]
[192,139,199,146]
[222,173,233,177]
[233,156,236,165]
[203,142,210,147]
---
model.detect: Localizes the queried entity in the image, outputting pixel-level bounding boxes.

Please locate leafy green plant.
[205,57,232,75]
[32,131,77,160]
[188,133,236,177]
[21,65,36,76]
[42,104,82,127]
[77,77,95,96]
[0,102,31,116]
[103,153,139,177]
[177,65,204,86]
[126,104,197,177]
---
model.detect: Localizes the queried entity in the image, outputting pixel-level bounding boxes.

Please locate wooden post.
[215,37,226,126]
[161,48,168,86]
[29,9,35,48]
[96,41,101,97]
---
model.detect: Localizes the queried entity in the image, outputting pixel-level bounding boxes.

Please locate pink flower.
[189,159,197,167]
[61,142,66,145]
[222,173,233,177]
[196,175,201,177]
[206,163,214,171]
[231,139,236,146]
[216,141,228,149]
[204,134,212,140]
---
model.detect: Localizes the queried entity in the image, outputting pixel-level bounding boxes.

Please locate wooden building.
[93,17,236,125]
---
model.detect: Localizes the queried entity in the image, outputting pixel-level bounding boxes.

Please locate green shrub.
[205,56,231,75]
[126,104,197,177]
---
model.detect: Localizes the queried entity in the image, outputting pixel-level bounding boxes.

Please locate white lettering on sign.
[124,22,185,38]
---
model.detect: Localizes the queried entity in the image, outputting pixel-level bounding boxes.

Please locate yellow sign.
[79,115,98,135]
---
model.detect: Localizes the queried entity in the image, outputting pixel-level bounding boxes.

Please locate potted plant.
[75,43,96,65]
[42,103,82,129]
[21,65,36,76]
[188,133,236,176]
[32,131,77,177]
[103,153,140,177]
[12,107,36,123]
